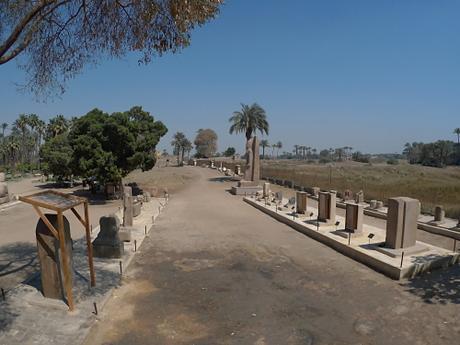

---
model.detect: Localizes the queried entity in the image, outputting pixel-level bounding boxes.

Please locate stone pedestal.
[318,191,336,224]
[36,214,73,300]
[93,214,124,258]
[385,197,420,249]
[430,205,445,225]
[312,187,320,197]
[123,188,134,227]
[296,191,308,214]
[263,183,270,198]
[345,203,364,235]
[232,137,261,195]
[235,165,241,175]
[0,172,9,204]
[369,200,377,209]
[343,189,354,201]
[355,191,364,204]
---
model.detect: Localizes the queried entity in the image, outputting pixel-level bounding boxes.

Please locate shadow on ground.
[208,177,238,183]
[0,242,38,288]
[401,264,460,305]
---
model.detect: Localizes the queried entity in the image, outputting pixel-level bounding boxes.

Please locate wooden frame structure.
[19,190,96,311]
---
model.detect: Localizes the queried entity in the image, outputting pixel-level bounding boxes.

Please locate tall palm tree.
[47,114,69,139]
[276,141,282,159]
[13,114,29,164]
[229,103,269,141]
[293,144,299,158]
[1,123,7,140]
[454,128,460,144]
[260,139,270,159]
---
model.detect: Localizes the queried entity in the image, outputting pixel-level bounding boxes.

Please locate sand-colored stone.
[296,191,308,214]
[385,197,420,249]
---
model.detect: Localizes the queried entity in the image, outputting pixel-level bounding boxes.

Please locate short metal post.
[1,288,5,301]
[144,225,147,235]
[134,240,137,252]
[119,261,123,275]
[454,240,457,252]
[90,224,93,234]
[400,252,405,268]
[348,232,351,245]
[93,302,98,315]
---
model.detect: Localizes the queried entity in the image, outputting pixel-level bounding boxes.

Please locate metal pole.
[400,252,405,268]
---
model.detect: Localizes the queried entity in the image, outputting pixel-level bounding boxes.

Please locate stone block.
[355,191,364,204]
[263,183,270,198]
[434,205,445,223]
[318,191,336,224]
[369,200,377,209]
[385,197,420,249]
[312,187,320,197]
[343,189,354,201]
[119,227,133,242]
[123,194,133,227]
[133,202,142,217]
[92,214,124,258]
[143,192,151,202]
[36,214,73,300]
[376,201,384,209]
[296,191,308,214]
[345,203,364,234]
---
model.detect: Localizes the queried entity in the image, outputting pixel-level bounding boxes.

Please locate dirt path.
[85,167,460,345]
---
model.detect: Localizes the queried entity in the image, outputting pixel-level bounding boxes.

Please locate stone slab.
[231,185,262,195]
[375,242,429,258]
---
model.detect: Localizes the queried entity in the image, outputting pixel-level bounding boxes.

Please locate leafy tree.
[223,147,236,157]
[0,1,223,96]
[68,106,167,184]
[259,140,269,159]
[194,128,218,158]
[229,103,269,141]
[40,133,73,179]
[171,132,188,164]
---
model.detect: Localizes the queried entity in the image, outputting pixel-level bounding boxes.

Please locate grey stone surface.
[92,214,124,258]
[385,197,420,249]
[36,214,73,300]
[434,205,445,223]
[133,201,142,218]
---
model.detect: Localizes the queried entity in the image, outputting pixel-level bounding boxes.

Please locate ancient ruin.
[231,136,262,195]
[93,214,124,258]
[317,191,336,224]
[296,191,308,214]
[0,172,9,204]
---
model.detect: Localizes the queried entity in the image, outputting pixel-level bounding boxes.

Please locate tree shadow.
[0,242,39,288]
[208,177,238,183]
[71,189,109,205]
[401,255,460,305]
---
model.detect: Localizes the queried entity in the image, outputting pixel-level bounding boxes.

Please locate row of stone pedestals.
[261,182,426,252]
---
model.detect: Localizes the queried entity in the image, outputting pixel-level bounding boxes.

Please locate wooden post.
[57,211,74,311]
[84,201,96,287]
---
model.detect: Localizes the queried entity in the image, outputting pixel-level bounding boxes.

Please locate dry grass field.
[216,158,460,219]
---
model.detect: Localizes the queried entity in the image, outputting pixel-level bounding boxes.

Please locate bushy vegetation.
[403,141,460,167]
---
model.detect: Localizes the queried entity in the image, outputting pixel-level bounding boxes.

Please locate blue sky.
[1,0,459,154]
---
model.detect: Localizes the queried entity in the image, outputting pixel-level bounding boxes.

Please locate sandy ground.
[84,167,460,345]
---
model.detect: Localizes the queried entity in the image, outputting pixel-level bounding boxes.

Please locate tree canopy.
[229,103,269,141]
[194,128,218,158]
[67,106,167,183]
[0,0,223,96]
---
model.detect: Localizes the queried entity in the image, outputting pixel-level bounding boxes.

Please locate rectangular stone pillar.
[123,192,134,227]
[296,191,308,214]
[318,191,336,224]
[345,203,364,234]
[385,197,420,249]
[263,182,270,198]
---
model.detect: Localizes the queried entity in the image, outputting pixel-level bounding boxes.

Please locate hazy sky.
[1,0,459,154]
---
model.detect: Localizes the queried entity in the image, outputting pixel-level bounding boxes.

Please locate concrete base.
[333,229,365,239]
[244,197,460,280]
[375,242,429,258]
[231,185,262,195]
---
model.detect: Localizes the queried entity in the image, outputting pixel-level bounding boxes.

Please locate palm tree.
[276,141,282,159]
[171,132,188,164]
[454,128,460,144]
[293,144,299,159]
[260,140,270,159]
[229,103,269,141]
[47,114,69,139]
[13,114,29,164]
[1,123,7,140]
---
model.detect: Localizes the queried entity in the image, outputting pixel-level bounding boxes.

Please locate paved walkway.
[85,167,460,345]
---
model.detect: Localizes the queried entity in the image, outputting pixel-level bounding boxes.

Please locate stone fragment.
[143,192,151,202]
[434,205,445,223]
[0,172,9,204]
[133,201,142,217]
[263,183,270,198]
[369,200,377,209]
[234,165,241,175]
[385,197,420,249]
[318,191,336,224]
[296,191,308,214]
[93,214,124,258]
[355,191,364,204]
[343,189,354,201]
[376,201,384,209]
[312,187,320,197]
[123,193,134,227]
[345,203,364,234]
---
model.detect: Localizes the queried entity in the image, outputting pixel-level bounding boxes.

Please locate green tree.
[276,141,282,159]
[0,1,223,96]
[46,115,69,139]
[194,128,218,158]
[68,106,167,184]
[259,140,269,159]
[229,103,269,141]
[13,113,29,163]
[223,147,236,157]
[40,133,73,179]
[1,123,8,140]
[171,132,188,164]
